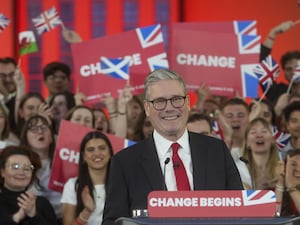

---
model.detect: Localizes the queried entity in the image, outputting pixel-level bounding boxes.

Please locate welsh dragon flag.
[19,31,38,56]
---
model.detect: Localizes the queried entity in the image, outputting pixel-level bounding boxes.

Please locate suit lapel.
[189,132,207,190]
[140,137,165,190]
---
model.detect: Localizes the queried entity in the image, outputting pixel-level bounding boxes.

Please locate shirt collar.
[153,129,189,156]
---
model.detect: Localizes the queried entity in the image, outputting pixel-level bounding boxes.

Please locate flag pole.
[295,19,300,25]
[17,58,22,68]
[286,79,294,94]
[258,86,270,103]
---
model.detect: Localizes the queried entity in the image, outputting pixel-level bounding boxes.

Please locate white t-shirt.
[61,177,106,225]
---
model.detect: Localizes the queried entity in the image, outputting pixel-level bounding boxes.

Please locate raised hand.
[62,28,82,44]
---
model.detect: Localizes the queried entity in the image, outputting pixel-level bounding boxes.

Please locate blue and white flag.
[100,57,130,80]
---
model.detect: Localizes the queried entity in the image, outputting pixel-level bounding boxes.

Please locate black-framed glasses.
[7,163,35,172]
[147,96,187,110]
[28,124,49,133]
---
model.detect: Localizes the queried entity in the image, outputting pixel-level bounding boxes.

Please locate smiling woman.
[61,131,114,225]
[0,145,58,224]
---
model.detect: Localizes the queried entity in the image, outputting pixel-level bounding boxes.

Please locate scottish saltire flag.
[32,6,62,35]
[19,31,38,56]
[211,120,224,140]
[253,55,280,90]
[136,24,163,48]
[242,190,275,206]
[233,20,257,36]
[0,13,10,32]
[272,126,290,151]
[100,57,130,80]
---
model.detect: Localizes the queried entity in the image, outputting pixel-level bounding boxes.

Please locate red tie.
[171,143,190,190]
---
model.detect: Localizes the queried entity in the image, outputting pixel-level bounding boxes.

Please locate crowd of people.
[0,20,300,224]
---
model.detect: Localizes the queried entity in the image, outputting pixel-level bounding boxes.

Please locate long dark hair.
[75,131,113,216]
[20,115,55,166]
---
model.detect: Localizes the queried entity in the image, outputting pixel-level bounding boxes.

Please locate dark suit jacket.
[102,132,243,225]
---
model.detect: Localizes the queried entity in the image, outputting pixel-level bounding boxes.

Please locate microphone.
[239,156,249,164]
[163,157,170,190]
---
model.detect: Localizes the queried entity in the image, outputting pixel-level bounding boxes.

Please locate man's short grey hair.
[144,69,187,100]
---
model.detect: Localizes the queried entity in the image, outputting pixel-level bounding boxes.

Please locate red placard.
[48,120,135,192]
[71,24,168,105]
[148,190,276,218]
[170,21,260,98]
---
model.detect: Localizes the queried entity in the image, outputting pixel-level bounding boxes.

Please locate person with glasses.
[0,145,58,224]
[102,69,243,225]
[20,115,63,224]
[42,61,72,101]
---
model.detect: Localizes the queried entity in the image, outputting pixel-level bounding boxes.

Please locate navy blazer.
[102,132,243,225]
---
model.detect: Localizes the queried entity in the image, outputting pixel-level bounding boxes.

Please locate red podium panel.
[148,190,276,218]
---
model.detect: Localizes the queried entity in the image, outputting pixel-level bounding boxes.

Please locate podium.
[115,217,300,225]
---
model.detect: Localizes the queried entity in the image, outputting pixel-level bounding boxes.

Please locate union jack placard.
[242,190,276,206]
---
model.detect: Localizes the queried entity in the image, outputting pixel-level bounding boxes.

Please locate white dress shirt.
[153,129,194,191]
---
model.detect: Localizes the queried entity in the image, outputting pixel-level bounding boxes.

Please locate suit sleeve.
[102,155,130,225]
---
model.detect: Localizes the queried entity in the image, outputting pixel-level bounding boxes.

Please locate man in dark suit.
[102,69,243,225]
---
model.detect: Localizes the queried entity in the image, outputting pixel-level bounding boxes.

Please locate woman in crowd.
[49,91,76,134]
[16,92,50,136]
[126,96,145,141]
[276,149,300,217]
[20,115,62,223]
[92,108,109,133]
[61,131,113,225]
[0,145,58,224]
[238,118,279,189]
[65,105,95,128]
[141,115,153,139]
[0,103,19,150]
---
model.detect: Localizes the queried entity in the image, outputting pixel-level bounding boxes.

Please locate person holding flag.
[260,20,300,105]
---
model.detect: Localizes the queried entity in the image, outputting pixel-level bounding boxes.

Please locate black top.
[0,186,58,225]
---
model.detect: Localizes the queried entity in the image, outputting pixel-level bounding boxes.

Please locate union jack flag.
[292,60,300,82]
[211,120,224,140]
[100,57,130,80]
[32,6,62,35]
[147,53,169,71]
[272,126,290,151]
[253,55,280,90]
[242,190,275,206]
[136,24,163,48]
[0,13,10,32]
[233,20,257,36]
